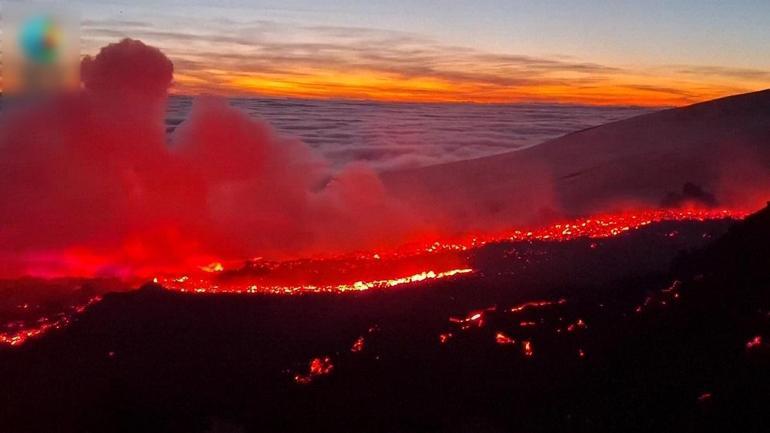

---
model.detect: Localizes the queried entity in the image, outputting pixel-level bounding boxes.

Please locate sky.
[31,0,770,105]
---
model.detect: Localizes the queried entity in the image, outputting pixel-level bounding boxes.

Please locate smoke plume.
[0,39,426,278]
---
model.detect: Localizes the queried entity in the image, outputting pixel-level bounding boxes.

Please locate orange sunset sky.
[69,1,770,106]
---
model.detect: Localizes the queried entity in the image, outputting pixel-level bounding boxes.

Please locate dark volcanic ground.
[2,212,770,433]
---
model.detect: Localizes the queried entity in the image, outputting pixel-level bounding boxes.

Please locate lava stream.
[0,207,750,348]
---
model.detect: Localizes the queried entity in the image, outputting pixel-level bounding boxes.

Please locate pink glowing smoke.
[0,39,427,278]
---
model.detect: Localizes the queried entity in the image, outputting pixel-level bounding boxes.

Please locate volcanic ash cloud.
[0,38,424,278]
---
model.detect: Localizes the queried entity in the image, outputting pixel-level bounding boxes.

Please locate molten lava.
[351,336,365,353]
[0,207,751,349]
[495,332,516,345]
[158,268,474,295]
[0,296,102,347]
[522,340,534,357]
[293,356,334,384]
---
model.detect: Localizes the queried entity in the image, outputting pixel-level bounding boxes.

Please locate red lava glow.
[0,207,749,350]
[445,300,566,341]
[508,299,568,314]
[293,356,334,384]
[566,319,587,332]
[158,268,474,295]
[0,296,102,347]
[522,340,534,357]
[746,336,762,350]
[449,309,489,330]
[634,280,683,314]
[406,208,748,257]
[443,298,566,359]
[351,336,365,353]
[495,332,516,345]
[19,207,744,282]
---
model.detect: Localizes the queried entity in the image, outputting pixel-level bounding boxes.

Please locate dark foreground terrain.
[2,209,770,433]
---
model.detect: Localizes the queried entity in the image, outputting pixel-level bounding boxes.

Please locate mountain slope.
[383,89,770,224]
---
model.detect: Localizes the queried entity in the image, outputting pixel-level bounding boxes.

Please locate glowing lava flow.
[399,208,748,257]
[502,208,745,240]
[0,207,750,350]
[293,356,334,384]
[509,299,567,314]
[0,296,102,347]
[158,268,474,295]
[495,332,516,345]
[157,208,747,296]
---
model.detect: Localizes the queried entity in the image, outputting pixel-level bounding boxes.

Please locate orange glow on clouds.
[76,15,770,106]
[226,72,456,103]
[170,64,765,107]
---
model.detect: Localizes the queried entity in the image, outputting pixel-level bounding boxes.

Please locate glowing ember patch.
[439,333,453,344]
[293,374,312,385]
[508,299,567,314]
[495,332,516,345]
[309,357,333,375]
[481,208,747,248]
[634,280,686,314]
[566,319,587,332]
[522,340,534,357]
[293,356,334,384]
[449,310,486,330]
[697,392,713,402]
[634,296,654,313]
[351,336,365,353]
[746,335,762,350]
[662,280,682,293]
[0,296,102,347]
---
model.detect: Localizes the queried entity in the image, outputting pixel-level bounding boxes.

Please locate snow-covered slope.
[383,89,770,225]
